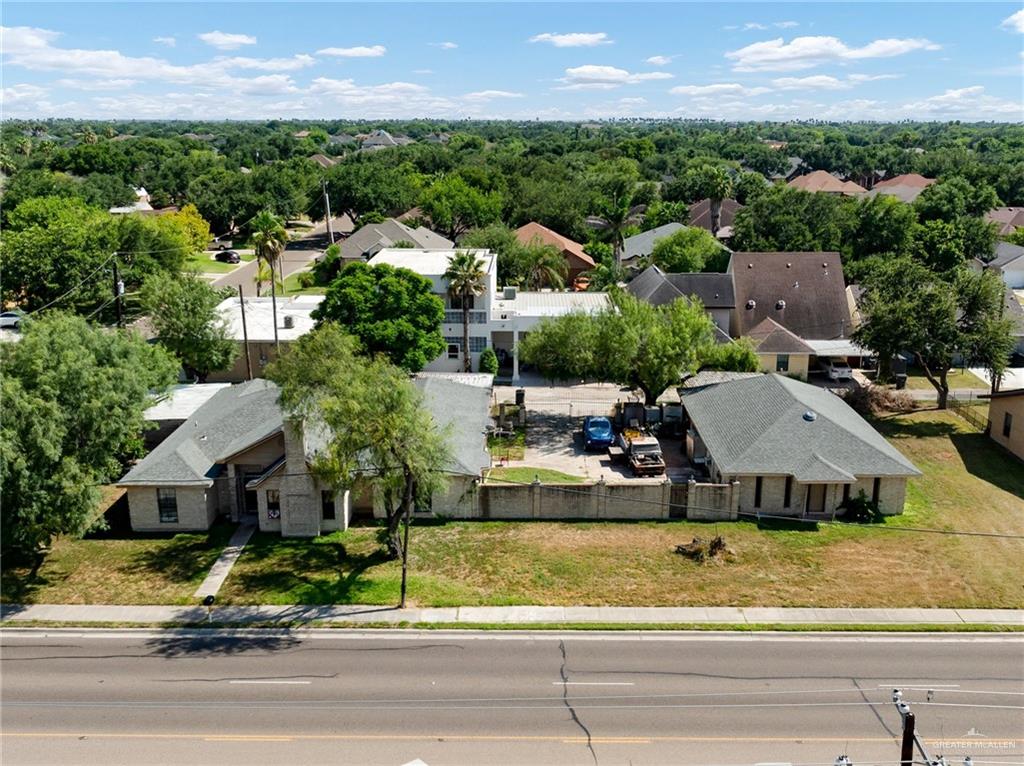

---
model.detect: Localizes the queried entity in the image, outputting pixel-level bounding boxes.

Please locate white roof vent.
[776,300,786,310]
[746,299,756,310]
[803,410,817,422]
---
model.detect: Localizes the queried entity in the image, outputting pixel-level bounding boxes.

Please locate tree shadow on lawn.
[872,412,960,440]
[230,533,392,605]
[124,522,239,584]
[950,432,1024,501]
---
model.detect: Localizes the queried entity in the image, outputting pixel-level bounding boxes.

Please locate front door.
[806,484,826,514]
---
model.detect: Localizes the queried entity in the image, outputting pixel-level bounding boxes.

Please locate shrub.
[478,347,499,375]
[297,271,316,288]
[838,490,884,523]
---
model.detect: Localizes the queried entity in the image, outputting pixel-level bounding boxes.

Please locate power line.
[24,252,116,316]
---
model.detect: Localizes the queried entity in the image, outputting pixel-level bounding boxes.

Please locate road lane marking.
[228,680,311,685]
[554,682,636,686]
[205,736,294,742]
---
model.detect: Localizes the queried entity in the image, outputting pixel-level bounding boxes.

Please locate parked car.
[582,416,615,451]
[0,309,26,329]
[215,250,241,264]
[821,357,853,381]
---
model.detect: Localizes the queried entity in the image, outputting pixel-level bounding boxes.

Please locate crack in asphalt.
[559,639,598,766]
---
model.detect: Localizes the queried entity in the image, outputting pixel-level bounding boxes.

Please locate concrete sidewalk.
[2,603,1021,626]
[193,522,255,599]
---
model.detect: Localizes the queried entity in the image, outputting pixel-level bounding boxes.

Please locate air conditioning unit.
[503,286,517,300]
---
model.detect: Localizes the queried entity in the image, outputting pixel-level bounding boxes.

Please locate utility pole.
[893,689,940,766]
[238,285,253,381]
[113,260,125,328]
[322,178,334,244]
[900,709,916,766]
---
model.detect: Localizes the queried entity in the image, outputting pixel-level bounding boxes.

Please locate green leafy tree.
[854,259,1013,407]
[312,262,445,371]
[461,224,522,286]
[650,227,728,273]
[1,313,177,567]
[318,160,420,225]
[732,185,856,253]
[698,338,760,374]
[642,200,689,230]
[443,251,489,372]
[519,289,721,404]
[420,175,503,241]
[140,272,238,382]
[267,324,450,558]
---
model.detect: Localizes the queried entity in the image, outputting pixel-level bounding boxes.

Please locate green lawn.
[902,366,987,391]
[1,523,236,605]
[184,252,254,274]
[6,410,1022,609]
[485,466,586,484]
[487,428,526,461]
[282,271,326,295]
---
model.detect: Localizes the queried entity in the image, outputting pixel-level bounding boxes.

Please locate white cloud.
[901,85,1024,118]
[429,41,458,49]
[775,21,799,29]
[464,90,524,99]
[413,69,434,74]
[54,78,137,91]
[316,45,386,58]
[1,83,48,104]
[726,35,940,72]
[529,32,612,48]
[217,54,315,71]
[670,82,771,97]
[557,64,672,90]
[153,36,176,47]
[772,73,900,90]
[1001,9,1024,33]
[645,55,674,67]
[197,31,256,50]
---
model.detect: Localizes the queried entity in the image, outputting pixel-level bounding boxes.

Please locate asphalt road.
[2,630,1021,766]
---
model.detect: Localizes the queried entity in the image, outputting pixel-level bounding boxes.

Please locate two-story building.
[366,248,611,380]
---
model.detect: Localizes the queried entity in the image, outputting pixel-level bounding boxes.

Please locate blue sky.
[2,2,1022,121]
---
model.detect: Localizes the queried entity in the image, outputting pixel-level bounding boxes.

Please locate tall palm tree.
[253,260,283,297]
[690,165,733,236]
[521,242,568,291]
[586,187,645,270]
[443,251,488,372]
[250,210,289,349]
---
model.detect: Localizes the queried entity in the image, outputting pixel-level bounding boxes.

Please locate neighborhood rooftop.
[682,374,921,482]
[626,265,735,309]
[217,295,323,342]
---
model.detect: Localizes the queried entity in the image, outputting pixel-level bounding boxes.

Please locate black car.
[215,250,241,264]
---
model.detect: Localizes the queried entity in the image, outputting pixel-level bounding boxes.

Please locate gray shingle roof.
[622,223,686,261]
[120,380,282,486]
[989,241,1024,270]
[682,374,920,481]
[626,266,735,309]
[341,219,453,261]
[414,376,492,477]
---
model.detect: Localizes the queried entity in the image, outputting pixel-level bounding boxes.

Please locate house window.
[157,488,178,524]
[754,477,763,508]
[776,354,790,372]
[1004,412,1013,438]
[447,343,460,359]
[783,476,792,507]
[871,477,881,505]
[445,336,488,353]
[321,490,336,521]
[450,294,475,310]
[266,489,281,520]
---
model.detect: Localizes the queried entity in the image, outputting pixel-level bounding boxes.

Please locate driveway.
[503,411,697,482]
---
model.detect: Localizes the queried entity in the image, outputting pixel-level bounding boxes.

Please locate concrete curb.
[2,604,1022,626]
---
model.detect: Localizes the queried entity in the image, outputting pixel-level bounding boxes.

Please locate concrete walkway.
[2,603,1021,627]
[192,522,255,599]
